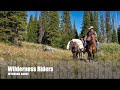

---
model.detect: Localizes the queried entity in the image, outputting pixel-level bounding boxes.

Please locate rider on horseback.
[83,26,99,53]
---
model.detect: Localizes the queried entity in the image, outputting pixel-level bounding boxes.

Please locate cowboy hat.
[88,26,94,29]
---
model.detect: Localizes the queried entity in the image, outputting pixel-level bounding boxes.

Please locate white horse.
[67,39,84,59]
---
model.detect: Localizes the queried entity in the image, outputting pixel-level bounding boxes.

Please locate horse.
[86,34,97,62]
[67,39,84,60]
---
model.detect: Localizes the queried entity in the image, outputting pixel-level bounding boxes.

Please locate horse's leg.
[80,51,82,60]
[90,53,94,63]
[87,52,90,62]
[89,52,91,62]
[74,53,76,60]
[91,53,93,60]
[78,52,80,60]
[73,52,77,60]
[75,52,77,60]
[81,49,83,60]
[92,48,96,61]
[72,52,75,60]
[81,51,83,60]
[79,50,81,60]
[89,51,93,62]
[76,52,79,60]
[73,54,75,60]
[80,49,83,59]
[93,54,95,61]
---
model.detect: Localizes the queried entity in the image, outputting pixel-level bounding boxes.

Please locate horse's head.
[69,41,79,52]
[69,41,80,60]
[86,34,96,46]
[69,41,73,50]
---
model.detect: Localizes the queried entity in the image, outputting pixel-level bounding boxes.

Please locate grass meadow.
[0,42,120,79]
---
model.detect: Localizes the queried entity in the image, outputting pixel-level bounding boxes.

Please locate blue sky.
[27,11,120,35]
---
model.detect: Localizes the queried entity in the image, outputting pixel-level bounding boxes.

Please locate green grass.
[95,43,120,61]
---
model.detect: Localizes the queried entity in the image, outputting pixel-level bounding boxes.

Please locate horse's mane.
[86,34,97,54]
[87,34,96,45]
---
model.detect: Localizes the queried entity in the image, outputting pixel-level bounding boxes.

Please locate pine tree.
[117,26,120,44]
[38,11,46,44]
[41,11,50,44]
[61,11,73,39]
[90,11,94,26]
[98,31,102,42]
[27,15,34,42]
[100,14,105,42]
[0,11,27,44]
[27,12,38,43]
[46,11,61,47]
[93,11,98,34]
[10,11,27,44]
[0,11,12,42]
[60,23,68,49]
[33,11,38,43]
[21,11,27,41]
[106,11,111,43]
[112,29,117,43]
[60,11,73,49]
[111,17,117,43]
[80,11,90,38]
[73,20,78,39]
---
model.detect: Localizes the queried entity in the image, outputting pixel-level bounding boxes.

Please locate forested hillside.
[0,11,120,49]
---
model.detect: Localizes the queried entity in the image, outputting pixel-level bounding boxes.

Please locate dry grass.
[0,42,120,62]
[0,42,72,61]
[0,42,120,79]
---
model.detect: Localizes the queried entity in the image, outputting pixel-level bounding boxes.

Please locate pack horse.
[67,39,84,60]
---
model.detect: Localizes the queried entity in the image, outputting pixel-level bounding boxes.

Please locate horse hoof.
[85,60,87,62]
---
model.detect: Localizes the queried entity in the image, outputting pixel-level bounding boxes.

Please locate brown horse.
[86,34,97,62]
[69,41,83,60]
